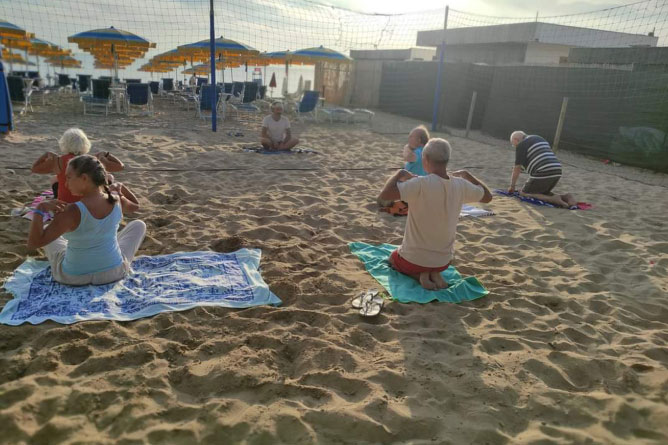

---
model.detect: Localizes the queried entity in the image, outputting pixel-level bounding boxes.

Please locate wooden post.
[465,90,477,138]
[553,97,569,152]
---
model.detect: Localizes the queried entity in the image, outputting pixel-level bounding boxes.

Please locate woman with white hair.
[31,128,124,203]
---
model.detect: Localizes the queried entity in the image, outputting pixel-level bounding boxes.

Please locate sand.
[1,94,667,444]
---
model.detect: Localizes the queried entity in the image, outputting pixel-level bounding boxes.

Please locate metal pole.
[465,91,477,138]
[209,0,217,132]
[553,97,569,152]
[431,5,448,132]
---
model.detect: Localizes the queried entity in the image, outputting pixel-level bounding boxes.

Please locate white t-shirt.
[262,115,291,142]
[397,174,484,267]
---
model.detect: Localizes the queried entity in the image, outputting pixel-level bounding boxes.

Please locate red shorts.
[390,250,450,275]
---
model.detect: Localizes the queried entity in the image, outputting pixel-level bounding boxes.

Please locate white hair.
[423,138,451,164]
[271,101,284,110]
[510,130,527,146]
[59,128,91,155]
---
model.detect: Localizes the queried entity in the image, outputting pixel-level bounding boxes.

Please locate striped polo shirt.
[515,135,562,179]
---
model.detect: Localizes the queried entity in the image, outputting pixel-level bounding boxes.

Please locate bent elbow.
[481,194,493,204]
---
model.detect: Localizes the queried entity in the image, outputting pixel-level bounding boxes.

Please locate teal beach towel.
[349,242,488,303]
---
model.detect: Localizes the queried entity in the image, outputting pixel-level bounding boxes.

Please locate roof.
[417,22,658,48]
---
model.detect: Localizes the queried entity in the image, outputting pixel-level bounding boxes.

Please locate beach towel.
[379,201,494,218]
[494,190,592,210]
[0,249,281,325]
[349,242,488,304]
[10,189,55,222]
[242,145,320,155]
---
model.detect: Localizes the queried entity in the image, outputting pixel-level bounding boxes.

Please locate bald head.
[510,130,527,147]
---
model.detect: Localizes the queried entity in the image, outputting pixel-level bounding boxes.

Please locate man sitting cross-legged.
[377,138,492,290]
[260,101,300,151]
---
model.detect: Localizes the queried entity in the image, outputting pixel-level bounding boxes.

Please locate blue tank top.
[62,201,123,275]
[405,146,427,177]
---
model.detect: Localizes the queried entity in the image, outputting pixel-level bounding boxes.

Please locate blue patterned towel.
[1,249,281,325]
[494,189,592,210]
[349,242,488,304]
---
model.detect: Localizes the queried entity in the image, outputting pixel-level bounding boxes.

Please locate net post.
[431,5,448,132]
[553,97,569,152]
[209,0,217,132]
[465,90,477,138]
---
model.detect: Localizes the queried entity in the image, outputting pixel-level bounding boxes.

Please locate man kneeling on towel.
[377,138,492,290]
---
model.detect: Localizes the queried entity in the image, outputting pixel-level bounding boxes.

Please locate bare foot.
[419,272,438,290]
[561,193,577,207]
[429,271,449,289]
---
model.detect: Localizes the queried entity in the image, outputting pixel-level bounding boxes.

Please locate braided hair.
[68,154,117,204]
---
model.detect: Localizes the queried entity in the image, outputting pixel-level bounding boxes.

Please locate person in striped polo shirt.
[508,131,577,208]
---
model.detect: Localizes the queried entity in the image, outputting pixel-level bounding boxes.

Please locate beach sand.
[1,95,667,444]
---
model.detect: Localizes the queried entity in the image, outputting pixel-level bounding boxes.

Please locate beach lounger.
[229,82,260,118]
[125,78,141,84]
[319,106,354,123]
[196,84,225,120]
[126,83,153,115]
[293,90,320,121]
[7,75,32,114]
[161,78,174,95]
[149,81,160,95]
[77,74,92,94]
[82,79,112,115]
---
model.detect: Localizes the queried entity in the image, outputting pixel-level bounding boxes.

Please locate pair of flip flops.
[351,289,384,317]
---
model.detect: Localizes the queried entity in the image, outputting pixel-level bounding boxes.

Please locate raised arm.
[402,144,416,162]
[31,151,58,174]
[451,170,493,203]
[110,182,140,214]
[95,151,125,172]
[378,169,415,203]
[27,201,77,249]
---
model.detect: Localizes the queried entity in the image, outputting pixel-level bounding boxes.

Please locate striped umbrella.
[0,20,28,39]
[291,46,350,64]
[177,36,258,61]
[69,27,155,79]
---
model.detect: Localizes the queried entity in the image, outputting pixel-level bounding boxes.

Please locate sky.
[326,0,630,16]
[0,0,663,81]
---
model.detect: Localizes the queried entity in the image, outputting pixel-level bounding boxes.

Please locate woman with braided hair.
[27,154,146,285]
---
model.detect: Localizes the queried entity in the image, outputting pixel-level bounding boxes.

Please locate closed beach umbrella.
[269,72,277,88]
[0,59,13,133]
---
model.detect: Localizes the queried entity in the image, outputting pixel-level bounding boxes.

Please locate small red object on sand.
[602,159,611,164]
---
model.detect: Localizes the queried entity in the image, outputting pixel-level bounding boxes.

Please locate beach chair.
[7,75,32,114]
[293,90,319,122]
[77,74,92,94]
[229,82,260,118]
[223,83,233,95]
[196,84,225,120]
[125,78,141,84]
[149,81,160,95]
[125,83,153,115]
[231,81,244,100]
[259,85,267,100]
[161,78,174,95]
[81,78,112,115]
[57,74,71,89]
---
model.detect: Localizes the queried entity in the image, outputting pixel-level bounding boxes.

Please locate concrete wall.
[443,43,527,64]
[568,47,668,65]
[417,21,657,48]
[525,43,572,64]
[373,60,668,172]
